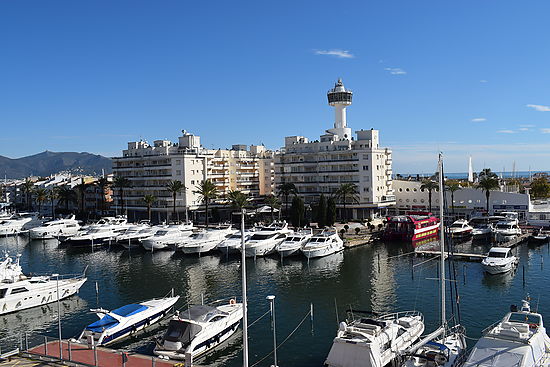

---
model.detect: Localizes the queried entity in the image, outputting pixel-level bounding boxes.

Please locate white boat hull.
[302,244,343,259]
[181,240,219,254]
[482,261,515,274]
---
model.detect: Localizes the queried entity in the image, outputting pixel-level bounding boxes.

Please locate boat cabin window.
[496,224,512,230]
[250,234,275,241]
[450,223,464,228]
[276,234,286,239]
[488,251,507,258]
[229,234,242,239]
[0,289,7,298]
[286,237,301,242]
[156,230,169,236]
[508,312,541,325]
[209,315,225,322]
[10,287,29,294]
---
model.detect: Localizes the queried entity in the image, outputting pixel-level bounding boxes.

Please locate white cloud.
[527,104,550,112]
[471,118,487,122]
[519,124,535,128]
[480,80,488,83]
[314,49,354,58]
[518,128,529,131]
[384,67,407,75]
[497,129,515,134]
[541,128,550,134]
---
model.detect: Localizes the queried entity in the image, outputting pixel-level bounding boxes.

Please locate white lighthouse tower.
[326,78,353,140]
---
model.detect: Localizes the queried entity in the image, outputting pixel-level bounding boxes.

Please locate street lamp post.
[241,208,249,367]
[52,273,62,360]
[266,295,277,367]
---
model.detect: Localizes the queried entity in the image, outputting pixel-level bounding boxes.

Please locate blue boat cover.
[426,340,449,351]
[85,304,148,332]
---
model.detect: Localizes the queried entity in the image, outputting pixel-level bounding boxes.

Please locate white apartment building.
[111,130,274,220]
[275,79,395,220]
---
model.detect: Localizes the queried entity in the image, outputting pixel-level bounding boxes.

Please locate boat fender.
[529,323,538,330]
[229,298,236,305]
[339,322,347,331]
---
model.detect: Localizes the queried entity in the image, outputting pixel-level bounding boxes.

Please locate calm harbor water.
[1,235,550,366]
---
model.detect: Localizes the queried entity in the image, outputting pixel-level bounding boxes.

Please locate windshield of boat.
[508,312,541,325]
[250,233,276,241]
[311,237,329,242]
[88,228,104,234]
[488,251,507,258]
[450,223,464,228]
[286,237,302,242]
[496,224,512,229]
[156,230,169,236]
[163,320,202,345]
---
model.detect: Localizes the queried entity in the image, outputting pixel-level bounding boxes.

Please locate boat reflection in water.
[482,267,517,290]
[304,251,344,276]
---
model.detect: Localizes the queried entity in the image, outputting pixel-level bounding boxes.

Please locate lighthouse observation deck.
[327,79,353,105]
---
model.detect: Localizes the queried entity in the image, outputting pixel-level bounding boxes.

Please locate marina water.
[1,236,549,366]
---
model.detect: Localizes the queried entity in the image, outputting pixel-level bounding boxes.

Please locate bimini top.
[180,305,226,323]
[86,304,148,332]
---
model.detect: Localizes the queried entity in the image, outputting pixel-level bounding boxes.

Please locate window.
[10,287,29,294]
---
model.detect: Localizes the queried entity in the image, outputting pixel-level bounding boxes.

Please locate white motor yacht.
[64,216,129,247]
[301,231,344,259]
[141,223,194,251]
[325,310,425,367]
[463,298,550,367]
[469,217,495,239]
[115,222,156,249]
[0,254,87,315]
[29,215,80,240]
[531,228,550,242]
[276,229,313,258]
[481,247,518,275]
[154,300,243,362]
[74,294,179,346]
[243,221,291,257]
[448,219,473,239]
[494,219,522,243]
[179,227,234,255]
[0,213,43,236]
[216,231,252,255]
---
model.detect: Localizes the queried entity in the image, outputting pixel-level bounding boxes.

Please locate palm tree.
[227,190,249,211]
[57,186,77,212]
[142,194,157,222]
[335,183,359,222]
[74,179,88,214]
[112,176,132,215]
[446,182,462,214]
[47,187,59,218]
[277,183,297,220]
[96,177,110,216]
[479,168,498,179]
[166,180,186,222]
[193,180,219,228]
[34,187,48,215]
[420,180,438,212]
[21,179,34,211]
[264,194,280,222]
[477,176,500,213]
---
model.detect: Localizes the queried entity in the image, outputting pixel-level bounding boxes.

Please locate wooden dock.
[23,340,175,367]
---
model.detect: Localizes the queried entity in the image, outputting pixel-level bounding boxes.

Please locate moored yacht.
[29,215,80,240]
[276,228,313,258]
[463,298,550,367]
[154,299,243,362]
[243,221,291,257]
[383,213,439,242]
[301,231,344,259]
[141,223,194,251]
[531,227,550,242]
[115,222,156,249]
[324,310,425,367]
[216,231,252,255]
[494,219,521,243]
[64,216,129,247]
[448,219,473,239]
[481,247,518,275]
[179,227,234,255]
[0,254,87,315]
[469,216,496,239]
[74,293,179,346]
[0,213,43,236]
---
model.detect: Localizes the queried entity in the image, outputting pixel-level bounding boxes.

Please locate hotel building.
[275,79,395,219]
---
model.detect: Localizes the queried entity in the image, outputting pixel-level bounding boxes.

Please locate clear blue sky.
[1,0,550,173]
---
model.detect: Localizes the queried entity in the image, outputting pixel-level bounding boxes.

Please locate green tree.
[74,179,89,214]
[142,194,157,222]
[194,179,219,228]
[34,187,48,215]
[47,187,59,218]
[479,168,498,179]
[335,183,359,222]
[290,196,305,228]
[112,176,132,215]
[316,194,327,227]
[327,197,337,226]
[530,177,550,199]
[477,176,500,213]
[277,182,297,220]
[420,180,438,212]
[57,186,77,212]
[96,177,110,216]
[227,190,249,210]
[166,180,186,221]
[21,178,35,211]
[446,182,462,214]
[263,194,280,223]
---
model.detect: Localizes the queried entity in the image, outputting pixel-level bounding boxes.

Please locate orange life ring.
[229,298,236,305]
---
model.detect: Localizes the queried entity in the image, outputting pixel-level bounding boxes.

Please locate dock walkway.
[23,340,175,367]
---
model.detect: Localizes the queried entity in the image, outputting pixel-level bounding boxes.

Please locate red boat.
[383,212,440,241]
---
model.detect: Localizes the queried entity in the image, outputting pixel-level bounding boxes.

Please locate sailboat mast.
[438,155,446,327]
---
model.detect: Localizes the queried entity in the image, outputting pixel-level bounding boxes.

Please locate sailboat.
[401,155,467,367]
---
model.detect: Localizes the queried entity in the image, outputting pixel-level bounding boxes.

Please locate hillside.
[0,151,112,178]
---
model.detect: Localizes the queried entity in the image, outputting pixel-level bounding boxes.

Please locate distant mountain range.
[0,151,112,179]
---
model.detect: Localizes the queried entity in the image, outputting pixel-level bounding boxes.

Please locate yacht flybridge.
[29,215,80,240]
[243,221,291,257]
[75,293,179,346]
[324,310,425,367]
[0,254,87,315]
[463,298,550,367]
[154,300,243,362]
